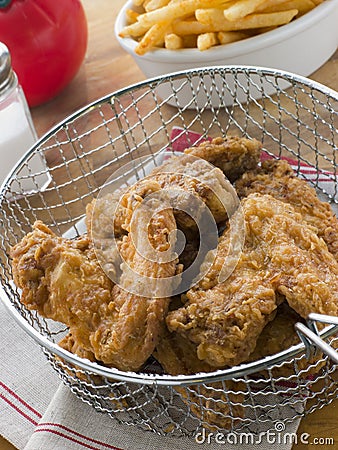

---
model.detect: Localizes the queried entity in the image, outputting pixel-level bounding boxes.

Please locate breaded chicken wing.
[86,136,261,241]
[86,179,161,241]
[151,154,238,234]
[91,187,182,369]
[167,193,338,368]
[11,221,114,359]
[11,182,181,371]
[235,159,338,260]
[248,301,326,378]
[247,302,302,362]
[184,135,261,183]
[154,328,213,376]
[59,332,96,362]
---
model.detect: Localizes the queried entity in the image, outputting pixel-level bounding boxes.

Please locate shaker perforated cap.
[0,42,16,94]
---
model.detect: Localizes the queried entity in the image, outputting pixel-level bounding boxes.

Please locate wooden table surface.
[1,0,337,448]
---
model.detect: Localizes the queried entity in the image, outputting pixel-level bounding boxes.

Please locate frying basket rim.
[1,65,338,386]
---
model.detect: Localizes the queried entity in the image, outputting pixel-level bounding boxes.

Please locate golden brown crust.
[11,181,180,372]
[184,136,262,183]
[86,136,261,240]
[235,159,338,260]
[151,155,237,233]
[167,193,338,368]
[247,302,302,362]
[11,221,114,357]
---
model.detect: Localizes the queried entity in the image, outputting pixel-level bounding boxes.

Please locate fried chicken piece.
[91,179,165,281]
[154,328,244,430]
[247,302,302,362]
[87,158,235,242]
[151,154,238,234]
[235,159,338,260]
[86,180,162,241]
[154,328,213,376]
[247,300,327,379]
[11,183,181,371]
[167,209,278,367]
[86,136,261,241]
[184,136,261,183]
[91,189,182,369]
[86,187,128,240]
[167,194,338,368]
[59,332,97,362]
[11,221,114,358]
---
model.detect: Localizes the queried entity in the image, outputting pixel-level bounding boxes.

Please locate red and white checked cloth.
[2,127,336,450]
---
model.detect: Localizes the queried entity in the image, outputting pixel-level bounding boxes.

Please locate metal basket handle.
[295,313,338,364]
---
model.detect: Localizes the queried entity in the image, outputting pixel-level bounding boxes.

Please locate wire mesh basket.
[1,66,338,437]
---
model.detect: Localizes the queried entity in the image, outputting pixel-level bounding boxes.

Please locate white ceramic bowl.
[115,0,338,79]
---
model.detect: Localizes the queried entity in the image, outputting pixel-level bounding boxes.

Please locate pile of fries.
[119,0,324,55]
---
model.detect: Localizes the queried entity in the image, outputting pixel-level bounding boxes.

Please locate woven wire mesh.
[1,66,338,436]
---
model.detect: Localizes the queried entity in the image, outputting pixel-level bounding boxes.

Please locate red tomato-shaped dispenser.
[0,0,88,107]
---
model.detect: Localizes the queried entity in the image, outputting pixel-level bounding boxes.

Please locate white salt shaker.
[0,41,38,186]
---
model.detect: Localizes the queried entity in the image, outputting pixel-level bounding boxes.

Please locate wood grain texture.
[1,0,337,449]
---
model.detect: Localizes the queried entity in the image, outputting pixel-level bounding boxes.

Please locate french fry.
[125,8,140,24]
[119,21,149,38]
[223,0,267,21]
[120,0,320,54]
[197,7,252,27]
[195,8,229,27]
[172,20,212,35]
[135,21,171,55]
[136,0,229,28]
[259,0,315,15]
[164,33,184,49]
[197,32,218,50]
[217,30,249,44]
[145,0,170,12]
[196,8,298,31]
[256,0,296,11]
[238,9,298,30]
[238,9,299,28]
